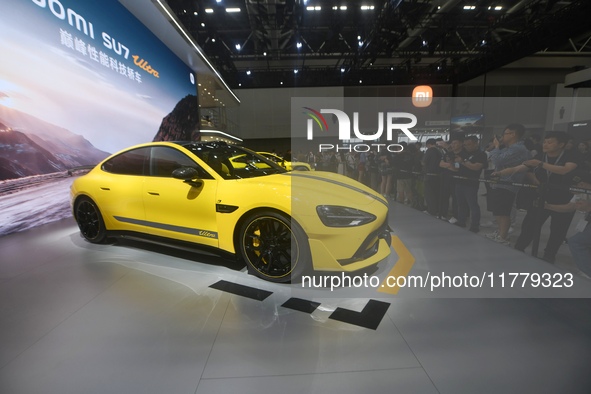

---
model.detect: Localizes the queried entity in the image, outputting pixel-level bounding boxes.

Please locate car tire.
[239,211,309,283]
[74,196,108,244]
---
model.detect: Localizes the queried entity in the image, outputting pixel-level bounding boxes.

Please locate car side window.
[101,147,149,175]
[149,146,212,179]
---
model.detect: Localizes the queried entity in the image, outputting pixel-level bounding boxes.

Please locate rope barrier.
[397,170,591,195]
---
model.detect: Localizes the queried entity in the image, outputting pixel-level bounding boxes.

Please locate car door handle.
[147,191,160,196]
[100,187,110,191]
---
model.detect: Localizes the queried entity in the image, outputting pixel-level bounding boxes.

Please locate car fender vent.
[216,204,239,213]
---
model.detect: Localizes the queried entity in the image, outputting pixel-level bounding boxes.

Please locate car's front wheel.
[74,196,107,244]
[239,211,309,282]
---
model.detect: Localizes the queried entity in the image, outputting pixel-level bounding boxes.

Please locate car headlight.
[316,205,376,227]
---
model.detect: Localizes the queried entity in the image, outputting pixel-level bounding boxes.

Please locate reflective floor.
[1,203,591,394]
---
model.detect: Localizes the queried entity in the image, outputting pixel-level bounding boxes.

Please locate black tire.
[74,196,107,244]
[239,211,309,283]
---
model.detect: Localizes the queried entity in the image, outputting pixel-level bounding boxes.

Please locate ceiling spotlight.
[263,51,267,56]
[294,69,299,74]
[246,70,251,75]
[238,83,242,87]
[201,22,205,27]
[226,8,241,13]
[359,80,362,84]
[211,38,216,43]
[280,81,283,85]
[358,41,363,47]
[341,68,345,73]
[193,11,198,16]
[235,44,241,50]
[216,0,221,2]
[205,8,213,13]
[296,42,302,49]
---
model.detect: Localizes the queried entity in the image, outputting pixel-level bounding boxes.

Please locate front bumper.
[308,220,392,272]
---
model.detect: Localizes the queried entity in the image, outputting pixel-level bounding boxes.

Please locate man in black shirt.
[422,138,443,216]
[439,137,465,222]
[495,131,581,262]
[449,136,488,232]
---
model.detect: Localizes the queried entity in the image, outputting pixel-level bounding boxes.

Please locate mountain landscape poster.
[0,0,197,235]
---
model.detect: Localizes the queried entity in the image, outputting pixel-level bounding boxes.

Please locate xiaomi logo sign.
[412,85,433,107]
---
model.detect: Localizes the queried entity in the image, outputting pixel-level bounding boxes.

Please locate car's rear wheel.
[75,197,107,244]
[239,211,309,282]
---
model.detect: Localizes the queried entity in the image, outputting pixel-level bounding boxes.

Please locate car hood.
[241,171,387,208]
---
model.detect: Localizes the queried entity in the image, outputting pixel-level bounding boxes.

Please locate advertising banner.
[0,0,197,235]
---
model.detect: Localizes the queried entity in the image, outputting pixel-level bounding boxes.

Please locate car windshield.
[181,143,287,179]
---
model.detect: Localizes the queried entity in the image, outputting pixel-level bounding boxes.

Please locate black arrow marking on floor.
[209,280,272,301]
[329,299,391,330]
[282,298,320,314]
[210,280,391,330]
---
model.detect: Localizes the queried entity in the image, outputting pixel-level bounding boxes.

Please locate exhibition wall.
[236,81,591,144]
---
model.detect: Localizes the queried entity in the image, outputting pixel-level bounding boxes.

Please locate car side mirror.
[172,167,203,188]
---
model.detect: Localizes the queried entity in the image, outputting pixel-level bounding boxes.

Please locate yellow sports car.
[71,141,391,282]
[258,152,313,171]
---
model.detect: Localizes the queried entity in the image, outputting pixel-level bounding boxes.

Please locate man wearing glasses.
[487,124,531,244]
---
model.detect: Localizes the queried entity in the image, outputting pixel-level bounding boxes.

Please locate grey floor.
[2,201,591,394]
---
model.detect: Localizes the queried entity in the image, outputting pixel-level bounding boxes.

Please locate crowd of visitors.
[282,124,591,279]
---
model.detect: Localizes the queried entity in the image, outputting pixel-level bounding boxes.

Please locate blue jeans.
[455,182,480,230]
[568,222,591,276]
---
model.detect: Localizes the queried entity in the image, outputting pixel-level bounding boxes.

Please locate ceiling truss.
[167,0,591,88]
